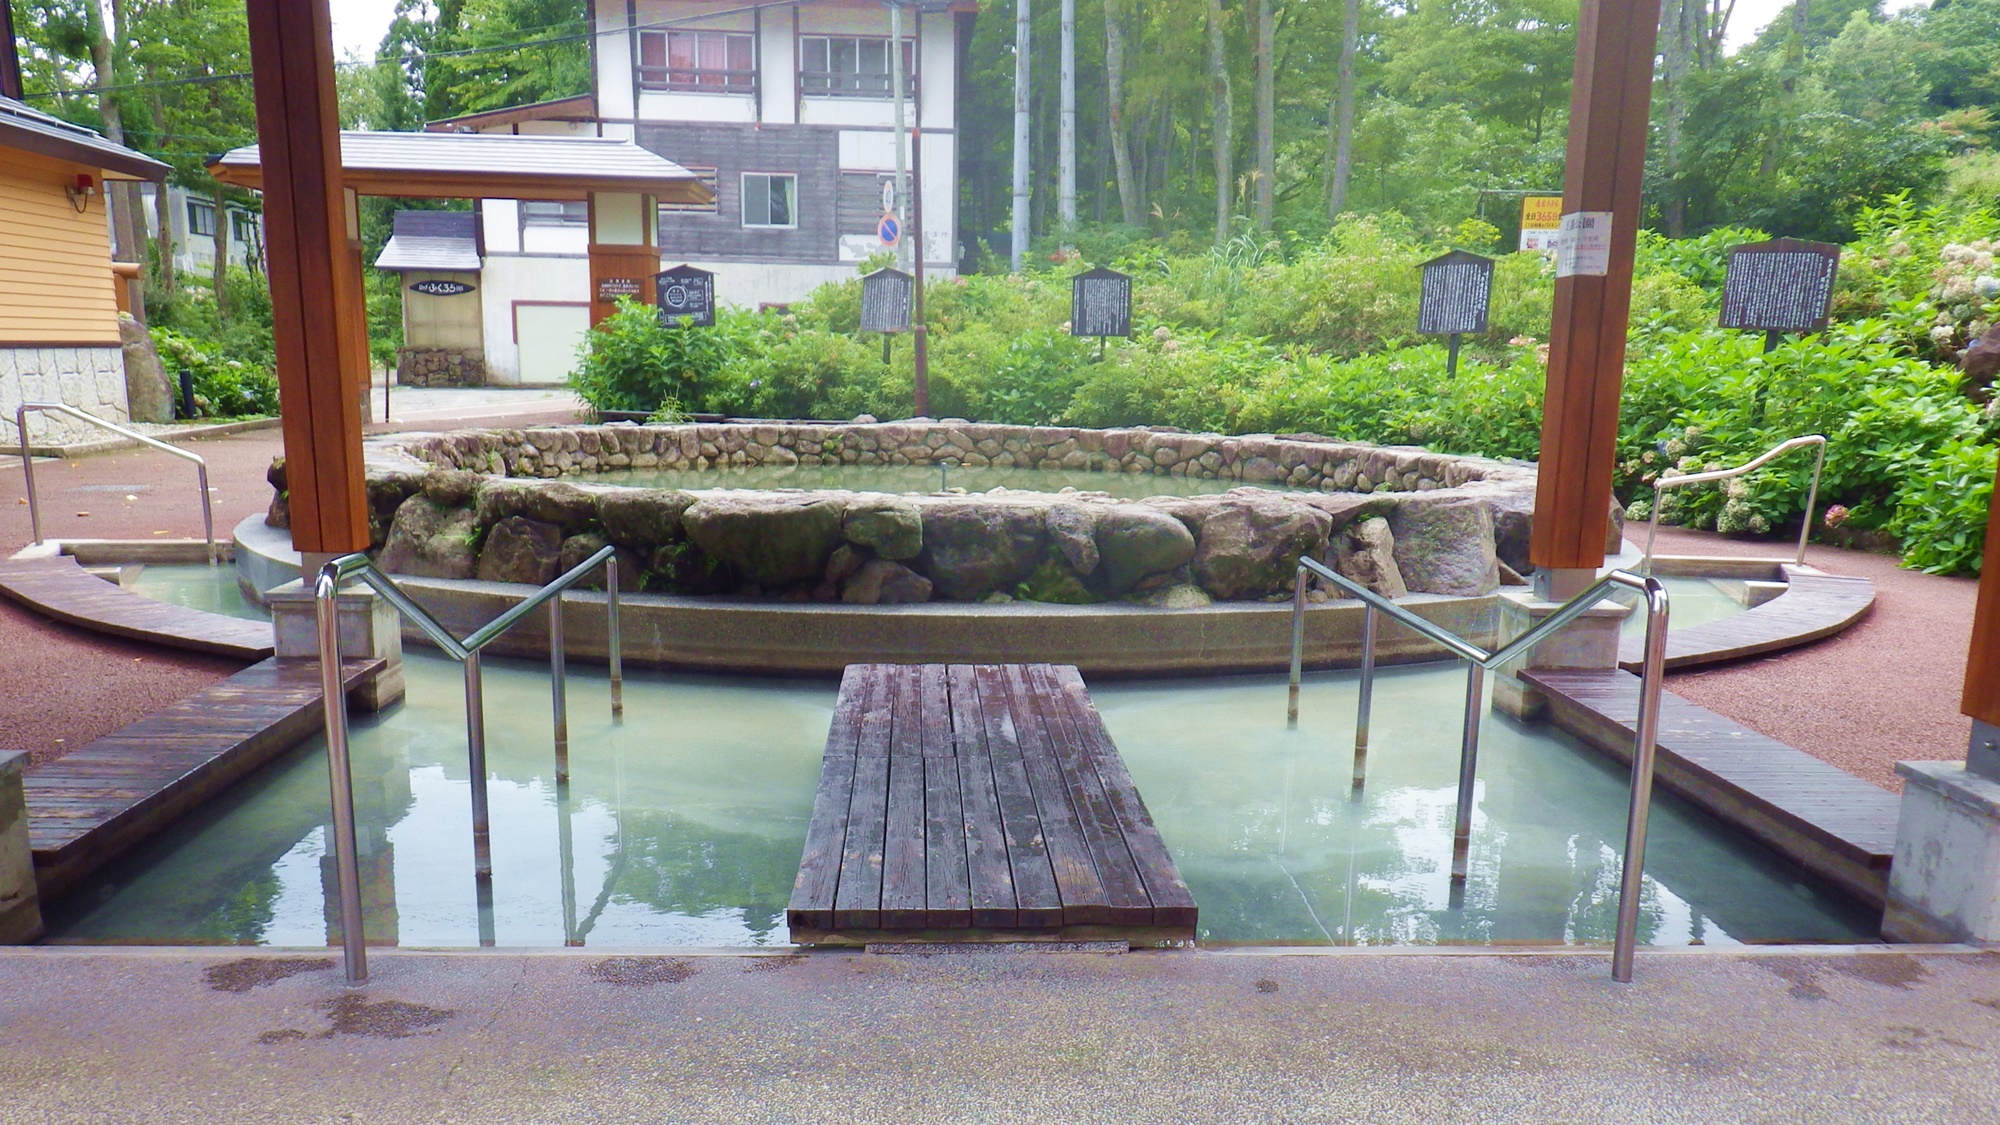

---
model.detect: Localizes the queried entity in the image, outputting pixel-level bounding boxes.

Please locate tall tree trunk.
[1207,0,1232,245]
[1010,0,1032,271]
[1253,0,1274,229]
[211,184,230,316]
[1659,0,1693,237]
[1059,0,1076,233]
[1328,0,1357,219]
[87,0,149,319]
[1760,0,1807,178]
[147,89,177,296]
[1102,0,1142,226]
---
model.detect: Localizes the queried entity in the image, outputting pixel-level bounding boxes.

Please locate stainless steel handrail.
[1288,557,1669,983]
[313,547,624,984]
[1643,434,1826,573]
[14,402,217,564]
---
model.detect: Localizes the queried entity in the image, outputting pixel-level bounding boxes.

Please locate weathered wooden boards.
[788,663,1197,945]
[27,656,384,899]
[1617,568,1874,673]
[1524,667,1898,909]
[0,555,274,660]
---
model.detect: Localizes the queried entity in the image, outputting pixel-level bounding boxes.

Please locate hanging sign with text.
[1554,211,1613,278]
[1070,267,1133,338]
[408,279,475,297]
[1519,195,1563,253]
[596,276,641,302]
[654,263,716,328]
[859,267,914,333]
[1417,250,1495,336]
[1718,238,1841,332]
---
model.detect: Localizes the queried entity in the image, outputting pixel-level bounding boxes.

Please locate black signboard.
[859,267,914,333]
[655,263,716,328]
[1417,250,1494,336]
[1070,267,1133,338]
[408,279,474,297]
[1719,238,1840,333]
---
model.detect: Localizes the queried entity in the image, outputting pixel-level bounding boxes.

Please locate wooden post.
[1962,477,2000,739]
[1528,0,1663,584]
[587,191,658,325]
[244,0,368,557]
[0,0,22,101]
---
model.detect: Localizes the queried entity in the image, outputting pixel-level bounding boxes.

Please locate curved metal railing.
[14,402,217,563]
[1288,557,1670,983]
[315,546,624,983]
[1642,434,1827,573]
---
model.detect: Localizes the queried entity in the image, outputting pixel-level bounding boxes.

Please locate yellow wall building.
[0,96,167,445]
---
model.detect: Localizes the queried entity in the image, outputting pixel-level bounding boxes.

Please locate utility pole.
[891,1,909,271]
[1059,0,1076,234]
[1011,0,1031,272]
[911,6,929,417]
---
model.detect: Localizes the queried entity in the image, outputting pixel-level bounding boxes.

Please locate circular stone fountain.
[248,421,1577,674]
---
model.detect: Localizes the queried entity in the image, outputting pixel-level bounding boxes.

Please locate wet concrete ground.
[3,945,1997,1123]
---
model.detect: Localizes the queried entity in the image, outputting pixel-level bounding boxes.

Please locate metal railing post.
[1355,605,1377,789]
[1643,434,1827,574]
[464,650,493,881]
[1287,568,1307,725]
[607,556,624,719]
[15,402,217,563]
[1612,579,1672,983]
[550,592,569,781]
[314,563,367,985]
[1451,662,1485,883]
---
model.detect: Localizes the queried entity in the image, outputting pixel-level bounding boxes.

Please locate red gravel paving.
[1646,523,1977,793]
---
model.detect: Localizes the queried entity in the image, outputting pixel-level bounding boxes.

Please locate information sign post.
[1718,238,1840,353]
[1069,267,1133,359]
[1417,250,1495,379]
[654,264,717,328]
[861,267,915,365]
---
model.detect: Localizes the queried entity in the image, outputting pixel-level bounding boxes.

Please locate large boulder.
[378,495,478,579]
[1388,496,1498,596]
[1191,496,1333,600]
[365,470,424,550]
[1332,516,1408,599]
[596,488,694,550]
[119,315,173,423]
[421,469,482,508]
[915,500,1048,601]
[475,479,597,531]
[682,493,845,587]
[841,559,933,605]
[842,497,923,560]
[1095,505,1196,595]
[557,532,643,591]
[1044,504,1101,576]
[476,516,564,585]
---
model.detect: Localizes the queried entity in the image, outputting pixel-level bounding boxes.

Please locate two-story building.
[426,0,972,384]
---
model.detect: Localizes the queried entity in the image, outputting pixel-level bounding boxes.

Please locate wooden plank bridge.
[787,663,1197,945]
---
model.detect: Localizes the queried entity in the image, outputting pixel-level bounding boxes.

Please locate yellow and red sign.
[1519,195,1563,252]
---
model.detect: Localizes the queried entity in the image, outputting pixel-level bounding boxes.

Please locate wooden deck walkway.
[1523,668,1899,909]
[0,555,273,661]
[28,656,385,899]
[788,663,1197,945]
[1618,566,1873,673]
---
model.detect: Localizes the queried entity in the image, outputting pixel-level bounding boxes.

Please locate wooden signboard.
[1417,250,1494,336]
[1070,267,1133,339]
[860,267,914,334]
[655,263,716,328]
[1720,238,1840,336]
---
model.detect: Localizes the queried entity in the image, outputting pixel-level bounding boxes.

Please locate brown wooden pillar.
[587,191,659,325]
[1528,0,1663,589]
[1963,479,2000,774]
[244,0,369,557]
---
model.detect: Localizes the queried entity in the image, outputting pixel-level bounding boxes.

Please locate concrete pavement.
[4,944,1999,1123]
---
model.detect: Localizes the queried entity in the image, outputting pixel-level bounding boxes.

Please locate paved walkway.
[2,945,1995,1123]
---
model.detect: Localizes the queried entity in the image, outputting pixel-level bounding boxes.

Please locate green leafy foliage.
[150,326,279,419]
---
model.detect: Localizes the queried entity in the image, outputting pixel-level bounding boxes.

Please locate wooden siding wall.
[643,123,839,262]
[0,152,120,345]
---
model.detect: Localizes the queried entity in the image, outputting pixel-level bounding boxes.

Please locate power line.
[18,0,825,102]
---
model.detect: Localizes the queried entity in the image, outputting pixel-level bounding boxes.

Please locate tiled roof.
[0,95,169,180]
[375,210,481,271]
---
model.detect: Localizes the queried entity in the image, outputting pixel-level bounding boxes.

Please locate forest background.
[8,0,2000,572]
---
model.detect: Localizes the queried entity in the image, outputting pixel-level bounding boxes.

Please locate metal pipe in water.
[1354,606,1377,789]
[315,564,368,984]
[551,592,568,781]
[464,650,493,881]
[1450,661,1485,884]
[1287,568,1306,726]
[608,556,624,719]
[1613,581,1671,983]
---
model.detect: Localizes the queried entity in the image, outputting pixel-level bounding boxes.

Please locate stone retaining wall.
[270,423,1575,606]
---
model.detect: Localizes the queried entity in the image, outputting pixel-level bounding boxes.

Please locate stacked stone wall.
[396,347,486,388]
[0,346,130,447]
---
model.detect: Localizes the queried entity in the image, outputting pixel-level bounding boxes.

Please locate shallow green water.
[42,651,1872,949]
[573,461,1310,499]
[126,564,271,622]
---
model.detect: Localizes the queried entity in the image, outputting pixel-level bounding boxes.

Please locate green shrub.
[569,298,747,415]
[149,326,279,418]
[1891,439,1995,574]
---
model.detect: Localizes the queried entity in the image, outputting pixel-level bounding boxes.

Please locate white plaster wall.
[479,256,592,384]
[761,16,797,124]
[593,0,636,123]
[520,225,590,256]
[0,347,131,446]
[483,200,522,254]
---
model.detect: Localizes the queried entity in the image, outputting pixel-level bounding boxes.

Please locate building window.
[230,211,257,242]
[741,173,796,229]
[186,199,217,237]
[799,36,914,98]
[521,200,589,227]
[659,168,721,215]
[639,30,754,92]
